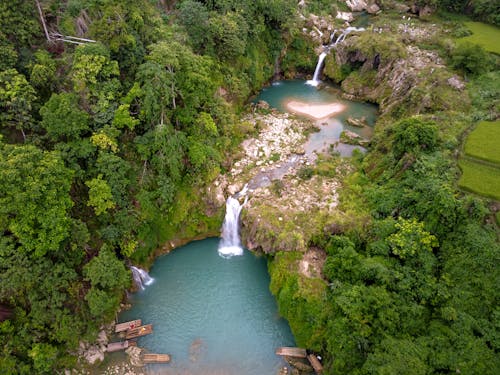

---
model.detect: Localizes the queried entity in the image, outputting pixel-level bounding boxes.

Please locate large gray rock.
[337,11,354,22]
[346,0,368,12]
[366,3,380,14]
[126,346,144,367]
[84,345,105,365]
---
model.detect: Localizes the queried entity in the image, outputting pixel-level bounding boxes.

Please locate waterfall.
[306,27,365,87]
[306,52,327,87]
[334,26,365,45]
[218,186,248,258]
[131,266,154,290]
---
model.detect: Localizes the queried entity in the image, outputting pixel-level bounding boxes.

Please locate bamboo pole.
[35,0,51,42]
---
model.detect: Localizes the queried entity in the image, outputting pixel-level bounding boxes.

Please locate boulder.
[228,182,247,196]
[256,100,270,110]
[366,3,380,14]
[419,4,433,18]
[125,346,143,367]
[97,330,108,347]
[285,357,314,372]
[346,0,368,12]
[336,11,354,22]
[447,75,465,91]
[340,130,367,146]
[347,116,367,127]
[83,345,104,365]
[393,2,410,13]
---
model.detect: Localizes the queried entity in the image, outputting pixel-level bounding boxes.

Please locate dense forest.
[0,0,498,374]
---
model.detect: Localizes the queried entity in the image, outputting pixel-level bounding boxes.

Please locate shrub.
[450,42,493,76]
[297,166,314,180]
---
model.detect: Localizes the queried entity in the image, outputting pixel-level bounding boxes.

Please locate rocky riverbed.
[207,106,354,256]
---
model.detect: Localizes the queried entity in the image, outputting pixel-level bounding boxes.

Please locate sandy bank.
[286,100,346,119]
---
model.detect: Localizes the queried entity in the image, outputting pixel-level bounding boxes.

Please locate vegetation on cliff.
[0,0,498,374]
[265,2,499,375]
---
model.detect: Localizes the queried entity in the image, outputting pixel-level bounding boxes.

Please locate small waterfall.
[334,26,365,45]
[306,52,327,87]
[306,27,365,87]
[131,266,154,290]
[218,186,248,258]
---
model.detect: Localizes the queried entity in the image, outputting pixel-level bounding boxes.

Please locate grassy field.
[458,159,500,200]
[462,22,500,54]
[464,120,500,165]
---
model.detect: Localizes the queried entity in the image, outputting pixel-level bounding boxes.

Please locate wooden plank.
[115,319,142,333]
[106,341,130,352]
[125,324,153,339]
[307,354,323,373]
[275,347,307,358]
[143,353,171,363]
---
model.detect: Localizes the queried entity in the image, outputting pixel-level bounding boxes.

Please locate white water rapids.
[131,266,154,290]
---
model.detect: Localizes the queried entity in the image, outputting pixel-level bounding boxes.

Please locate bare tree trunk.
[140,160,148,184]
[35,0,51,42]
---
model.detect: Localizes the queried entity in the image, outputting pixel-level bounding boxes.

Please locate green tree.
[178,0,211,52]
[388,218,438,259]
[0,144,74,257]
[95,152,131,206]
[28,343,58,374]
[0,40,17,71]
[362,337,429,375]
[85,175,115,216]
[0,69,36,139]
[83,246,129,318]
[208,11,248,61]
[29,50,57,91]
[71,43,120,101]
[39,93,90,142]
[391,117,439,160]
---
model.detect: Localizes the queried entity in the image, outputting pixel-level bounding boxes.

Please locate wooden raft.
[115,319,142,333]
[143,353,171,363]
[307,354,323,374]
[106,340,136,352]
[275,347,307,358]
[125,324,153,339]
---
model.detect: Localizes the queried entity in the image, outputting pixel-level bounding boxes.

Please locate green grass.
[462,22,500,54]
[464,121,500,165]
[458,159,500,200]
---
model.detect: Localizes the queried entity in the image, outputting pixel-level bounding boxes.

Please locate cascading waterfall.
[131,266,154,290]
[307,27,365,87]
[333,26,365,45]
[306,52,327,87]
[218,185,248,258]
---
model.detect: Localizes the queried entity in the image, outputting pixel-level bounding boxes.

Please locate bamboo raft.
[125,324,153,339]
[307,354,324,374]
[106,340,136,352]
[275,347,307,358]
[115,319,142,333]
[143,353,171,363]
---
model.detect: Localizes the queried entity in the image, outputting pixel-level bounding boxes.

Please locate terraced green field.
[464,120,500,164]
[458,159,500,200]
[462,22,500,54]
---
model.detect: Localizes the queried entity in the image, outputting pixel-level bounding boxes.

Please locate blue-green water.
[255,80,378,156]
[120,238,294,374]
